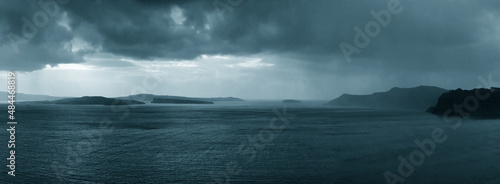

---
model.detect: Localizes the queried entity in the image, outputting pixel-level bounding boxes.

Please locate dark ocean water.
[1,101,499,184]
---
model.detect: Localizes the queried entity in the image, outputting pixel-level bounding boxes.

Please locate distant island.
[0,91,64,102]
[327,86,448,110]
[428,88,500,118]
[42,96,145,105]
[118,94,244,103]
[151,98,214,104]
[9,93,244,105]
[283,99,302,103]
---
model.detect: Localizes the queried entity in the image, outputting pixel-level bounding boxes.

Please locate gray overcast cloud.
[1,0,499,99]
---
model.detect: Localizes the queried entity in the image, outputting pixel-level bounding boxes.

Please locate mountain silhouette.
[327,86,448,110]
[0,91,64,102]
[283,99,302,103]
[50,96,144,105]
[118,94,243,103]
[151,98,214,104]
[428,88,500,118]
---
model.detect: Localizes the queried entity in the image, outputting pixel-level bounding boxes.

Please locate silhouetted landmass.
[0,91,64,102]
[151,98,214,104]
[51,96,145,105]
[428,88,500,118]
[118,94,243,103]
[4,92,243,105]
[327,86,448,110]
[283,99,302,103]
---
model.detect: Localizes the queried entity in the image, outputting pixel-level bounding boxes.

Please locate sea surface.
[1,101,499,184]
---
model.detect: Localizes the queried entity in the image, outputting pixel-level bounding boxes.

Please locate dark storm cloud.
[1,0,499,73]
[0,0,82,71]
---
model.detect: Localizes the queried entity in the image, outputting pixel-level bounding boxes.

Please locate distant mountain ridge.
[151,98,214,104]
[0,92,243,104]
[0,91,64,102]
[25,96,145,105]
[327,86,448,110]
[118,94,244,103]
[283,99,302,103]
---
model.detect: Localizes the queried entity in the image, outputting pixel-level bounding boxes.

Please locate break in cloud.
[0,0,499,99]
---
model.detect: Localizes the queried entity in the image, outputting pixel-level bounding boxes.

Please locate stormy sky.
[1,0,499,99]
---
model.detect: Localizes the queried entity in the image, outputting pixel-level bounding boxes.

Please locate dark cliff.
[428,88,500,118]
